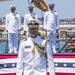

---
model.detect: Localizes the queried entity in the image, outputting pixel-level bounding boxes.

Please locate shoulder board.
[20,39,27,43]
[33,13,36,15]
[20,40,24,43]
[16,13,18,15]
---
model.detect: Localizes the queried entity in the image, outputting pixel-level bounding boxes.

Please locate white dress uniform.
[44,10,59,53]
[17,36,55,75]
[24,13,38,38]
[5,12,21,53]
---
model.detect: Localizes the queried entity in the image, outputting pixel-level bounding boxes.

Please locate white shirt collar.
[29,36,40,42]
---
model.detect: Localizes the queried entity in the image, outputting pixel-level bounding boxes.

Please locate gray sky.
[0,0,75,19]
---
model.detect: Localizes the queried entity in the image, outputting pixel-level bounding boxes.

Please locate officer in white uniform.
[17,19,56,75]
[24,6,38,39]
[44,3,59,53]
[5,5,21,53]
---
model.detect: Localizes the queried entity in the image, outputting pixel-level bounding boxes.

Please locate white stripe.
[55,67,75,73]
[0,58,17,64]
[0,68,17,74]
[0,58,75,63]
[54,58,75,63]
[0,58,75,74]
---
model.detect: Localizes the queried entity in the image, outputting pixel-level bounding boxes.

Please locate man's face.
[49,6,54,11]
[11,7,16,13]
[29,28,38,38]
[29,9,33,13]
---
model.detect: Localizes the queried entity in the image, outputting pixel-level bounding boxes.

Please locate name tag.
[25,45,31,48]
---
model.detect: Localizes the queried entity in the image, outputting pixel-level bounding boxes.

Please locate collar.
[10,12,16,15]
[49,10,54,13]
[29,36,40,42]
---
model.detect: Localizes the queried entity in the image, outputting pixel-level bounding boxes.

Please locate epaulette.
[20,40,24,43]
[34,13,36,15]
[20,38,27,43]
[54,11,58,15]
[54,10,58,14]
[16,13,18,14]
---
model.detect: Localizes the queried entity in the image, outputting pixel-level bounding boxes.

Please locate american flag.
[54,54,75,75]
[0,54,75,75]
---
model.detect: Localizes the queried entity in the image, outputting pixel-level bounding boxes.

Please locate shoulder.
[6,13,10,17]
[33,13,37,15]
[20,40,25,44]
[16,13,20,16]
[37,36,44,40]
[20,37,31,43]
[25,13,29,15]
[45,11,50,15]
[20,39,27,47]
[24,13,29,17]
[38,36,46,43]
[20,37,28,43]
[40,37,50,47]
[54,10,58,15]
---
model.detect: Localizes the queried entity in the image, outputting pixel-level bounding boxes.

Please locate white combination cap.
[48,3,55,6]
[10,5,16,8]
[27,19,40,28]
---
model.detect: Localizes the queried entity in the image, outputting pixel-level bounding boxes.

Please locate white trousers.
[8,33,18,53]
[47,30,57,53]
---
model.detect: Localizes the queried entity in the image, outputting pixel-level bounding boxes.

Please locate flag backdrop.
[0,54,75,75]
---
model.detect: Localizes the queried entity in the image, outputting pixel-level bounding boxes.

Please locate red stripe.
[53,54,75,58]
[56,72,75,75]
[0,54,17,59]
[0,72,75,75]
[0,54,75,59]
[0,73,16,75]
